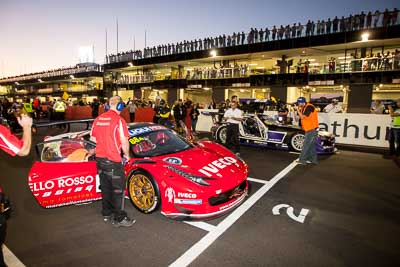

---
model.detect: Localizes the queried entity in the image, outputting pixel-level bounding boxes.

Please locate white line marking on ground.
[4,245,25,267]
[169,160,298,267]
[289,152,300,155]
[184,177,267,231]
[247,177,269,184]
[183,221,217,232]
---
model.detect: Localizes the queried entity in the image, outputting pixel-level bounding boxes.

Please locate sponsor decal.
[163,157,182,165]
[128,126,165,137]
[30,175,94,192]
[128,127,152,137]
[29,175,95,198]
[129,136,144,145]
[165,187,175,203]
[174,199,202,205]
[198,156,237,177]
[177,192,197,198]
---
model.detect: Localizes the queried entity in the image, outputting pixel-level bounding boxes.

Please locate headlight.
[166,166,214,186]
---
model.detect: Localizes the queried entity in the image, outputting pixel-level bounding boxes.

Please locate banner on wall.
[317,113,391,148]
[196,110,392,148]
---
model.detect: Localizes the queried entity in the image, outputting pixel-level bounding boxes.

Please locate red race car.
[29,122,249,220]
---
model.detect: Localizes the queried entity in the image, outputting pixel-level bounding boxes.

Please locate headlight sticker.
[163,157,182,165]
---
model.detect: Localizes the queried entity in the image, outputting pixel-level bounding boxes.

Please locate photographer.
[295,97,319,165]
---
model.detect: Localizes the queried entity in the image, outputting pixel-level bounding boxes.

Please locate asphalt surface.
[0,127,399,267]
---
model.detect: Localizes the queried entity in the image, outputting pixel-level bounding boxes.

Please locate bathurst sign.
[197,109,392,148]
[317,113,391,148]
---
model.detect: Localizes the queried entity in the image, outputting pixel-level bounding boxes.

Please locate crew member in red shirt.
[0,114,32,157]
[90,96,135,227]
[0,113,32,266]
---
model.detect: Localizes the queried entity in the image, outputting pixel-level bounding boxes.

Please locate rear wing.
[201,111,225,124]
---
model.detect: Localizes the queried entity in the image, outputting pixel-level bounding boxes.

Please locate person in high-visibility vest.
[155,99,171,127]
[295,97,319,165]
[23,101,33,114]
[53,99,67,127]
[388,99,400,160]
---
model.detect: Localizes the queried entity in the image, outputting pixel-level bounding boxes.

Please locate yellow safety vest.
[23,103,33,113]
[54,102,66,112]
[392,108,400,127]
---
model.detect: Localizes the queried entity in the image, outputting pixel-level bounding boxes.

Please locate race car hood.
[157,143,248,189]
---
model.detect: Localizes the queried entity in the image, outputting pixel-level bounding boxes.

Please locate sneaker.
[103,215,113,223]
[295,159,307,165]
[112,216,136,228]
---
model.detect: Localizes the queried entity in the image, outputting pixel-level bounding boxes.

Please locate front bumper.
[161,180,248,221]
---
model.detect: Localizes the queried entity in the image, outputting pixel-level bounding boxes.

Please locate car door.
[29,138,101,208]
[239,116,265,141]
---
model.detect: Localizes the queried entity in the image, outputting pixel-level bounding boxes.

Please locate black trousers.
[0,215,6,267]
[96,158,127,222]
[129,112,135,122]
[389,128,400,156]
[226,123,240,153]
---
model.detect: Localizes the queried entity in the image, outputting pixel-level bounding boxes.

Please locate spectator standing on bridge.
[90,96,135,227]
[0,113,32,266]
[295,97,319,165]
[373,10,380,28]
[388,99,400,160]
[224,101,242,156]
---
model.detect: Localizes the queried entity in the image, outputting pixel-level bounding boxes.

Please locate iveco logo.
[163,157,182,165]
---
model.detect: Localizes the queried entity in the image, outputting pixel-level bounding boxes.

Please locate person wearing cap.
[388,99,400,160]
[323,99,343,113]
[156,99,171,127]
[295,97,319,165]
[90,96,135,227]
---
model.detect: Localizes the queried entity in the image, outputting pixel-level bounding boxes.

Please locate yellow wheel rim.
[129,174,155,210]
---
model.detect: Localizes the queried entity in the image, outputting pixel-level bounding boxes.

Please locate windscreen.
[129,129,191,157]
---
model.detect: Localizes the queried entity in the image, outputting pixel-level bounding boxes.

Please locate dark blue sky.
[0,0,398,77]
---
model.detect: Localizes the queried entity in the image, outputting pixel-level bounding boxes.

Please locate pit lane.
[0,127,399,267]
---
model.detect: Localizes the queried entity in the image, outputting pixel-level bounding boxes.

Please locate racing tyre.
[216,126,227,144]
[289,132,305,152]
[128,170,161,214]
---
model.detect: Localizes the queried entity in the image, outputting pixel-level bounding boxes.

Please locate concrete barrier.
[65,106,93,120]
[134,108,155,123]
